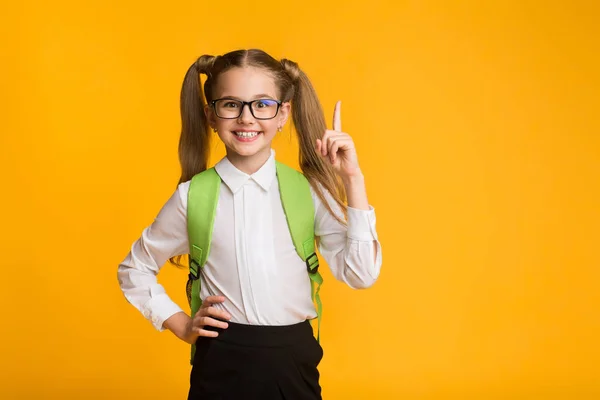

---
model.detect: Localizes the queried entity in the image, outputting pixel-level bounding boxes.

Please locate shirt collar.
[215,149,276,193]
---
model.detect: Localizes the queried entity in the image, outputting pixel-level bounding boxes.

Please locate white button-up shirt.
[117,150,382,331]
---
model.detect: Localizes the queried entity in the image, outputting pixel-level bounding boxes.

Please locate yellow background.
[1,1,599,399]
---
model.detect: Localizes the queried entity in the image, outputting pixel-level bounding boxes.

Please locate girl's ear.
[204,104,217,129]
[278,102,291,129]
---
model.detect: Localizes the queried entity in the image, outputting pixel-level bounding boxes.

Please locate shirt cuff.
[141,285,185,331]
[346,205,379,241]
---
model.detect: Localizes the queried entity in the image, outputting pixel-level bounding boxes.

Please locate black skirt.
[188,320,323,400]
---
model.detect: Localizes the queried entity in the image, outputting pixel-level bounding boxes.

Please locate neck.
[225,148,272,175]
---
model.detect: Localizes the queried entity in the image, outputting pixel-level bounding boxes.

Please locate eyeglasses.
[210,98,282,120]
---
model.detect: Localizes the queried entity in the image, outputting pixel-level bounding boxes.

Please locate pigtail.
[177,55,217,184]
[170,55,216,268]
[280,59,347,224]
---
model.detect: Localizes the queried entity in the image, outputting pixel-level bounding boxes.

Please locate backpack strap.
[186,167,220,364]
[275,161,324,342]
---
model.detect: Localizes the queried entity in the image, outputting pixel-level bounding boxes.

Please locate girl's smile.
[232,129,262,141]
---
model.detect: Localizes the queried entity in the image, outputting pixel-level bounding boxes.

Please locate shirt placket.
[244,181,272,325]
[234,184,259,324]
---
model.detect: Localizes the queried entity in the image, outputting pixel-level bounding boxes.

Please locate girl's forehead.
[214,67,278,98]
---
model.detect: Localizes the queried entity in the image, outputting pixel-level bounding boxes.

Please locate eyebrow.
[219,93,277,100]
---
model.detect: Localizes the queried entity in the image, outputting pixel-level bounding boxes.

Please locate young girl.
[117,49,382,400]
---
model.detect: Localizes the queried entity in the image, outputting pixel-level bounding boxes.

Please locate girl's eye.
[223,101,239,108]
[255,100,276,108]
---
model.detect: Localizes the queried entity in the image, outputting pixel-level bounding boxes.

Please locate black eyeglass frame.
[210,98,283,120]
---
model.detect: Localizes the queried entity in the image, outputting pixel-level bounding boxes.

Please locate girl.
[117,49,382,400]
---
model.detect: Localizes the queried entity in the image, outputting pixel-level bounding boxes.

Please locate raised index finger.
[333,100,342,132]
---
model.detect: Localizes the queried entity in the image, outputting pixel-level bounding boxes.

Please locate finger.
[328,137,346,163]
[317,139,329,161]
[321,130,340,157]
[327,136,352,150]
[194,328,219,338]
[330,137,355,163]
[330,140,340,164]
[333,100,342,132]
[195,305,232,321]
[204,306,232,321]
[320,131,330,156]
[201,295,226,308]
[197,316,229,329]
[323,132,348,156]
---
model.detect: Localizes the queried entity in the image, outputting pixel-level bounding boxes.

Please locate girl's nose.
[237,104,255,124]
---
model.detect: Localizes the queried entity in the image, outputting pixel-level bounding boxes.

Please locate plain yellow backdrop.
[1,1,599,399]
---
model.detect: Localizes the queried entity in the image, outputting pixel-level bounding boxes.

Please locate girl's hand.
[316,101,362,180]
[185,295,231,341]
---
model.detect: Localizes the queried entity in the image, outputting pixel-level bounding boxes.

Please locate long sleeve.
[117,182,191,331]
[311,185,382,289]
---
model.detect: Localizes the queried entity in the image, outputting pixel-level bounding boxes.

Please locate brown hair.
[171,49,347,267]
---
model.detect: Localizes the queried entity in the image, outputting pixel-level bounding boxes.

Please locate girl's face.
[206,66,290,163]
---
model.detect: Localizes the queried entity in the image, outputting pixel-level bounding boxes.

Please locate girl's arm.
[311,183,382,289]
[117,183,190,331]
[118,181,232,342]
[313,101,382,288]
[342,172,369,210]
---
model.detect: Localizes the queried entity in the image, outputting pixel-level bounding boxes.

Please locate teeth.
[234,131,260,138]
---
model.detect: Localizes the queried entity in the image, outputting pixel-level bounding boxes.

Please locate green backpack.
[185,161,323,364]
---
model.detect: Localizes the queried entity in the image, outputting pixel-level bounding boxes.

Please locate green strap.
[276,162,323,341]
[187,168,220,364]
[309,271,323,341]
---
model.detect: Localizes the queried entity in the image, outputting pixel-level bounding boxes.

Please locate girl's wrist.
[342,170,370,210]
[341,169,365,187]
[164,312,196,343]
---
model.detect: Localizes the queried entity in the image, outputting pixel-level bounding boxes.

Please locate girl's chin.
[226,142,272,158]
